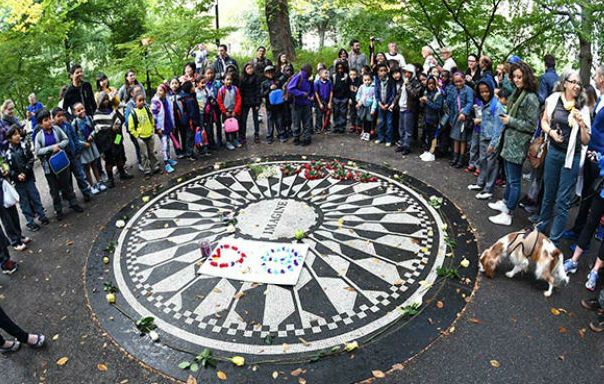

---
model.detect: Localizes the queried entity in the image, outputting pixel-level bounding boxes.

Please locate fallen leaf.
[468,318,480,324]
[578,328,587,339]
[66,240,74,246]
[489,359,501,368]
[393,279,404,285]
[52,334,59,341]
[558,355,565,361]
[56,357,69,366]
[291,368,303,376]
[559,326,567,333]
[212,288,222,293]
[551,308,561,316]
[299,379,307,384]
[97,363,107,371]
[217,371,227,380]
[436,301,444,308]
[233,292,245,299]
[186,375,197,384]
[272,371,279,379]
[298,337,310,346]
[282,343,290,352]
[372,370,386,378]
[344,286,356,291]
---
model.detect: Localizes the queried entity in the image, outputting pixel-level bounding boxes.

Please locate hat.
[264,65,275,72]
[403,64,416,73]
[508,55,521,64]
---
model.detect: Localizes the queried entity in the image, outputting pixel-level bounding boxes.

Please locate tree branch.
[440,0,479,49]
[478,0,503,54]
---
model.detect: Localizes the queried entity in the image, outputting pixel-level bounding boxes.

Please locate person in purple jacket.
[287,64,314,146]
[314,69,333,133]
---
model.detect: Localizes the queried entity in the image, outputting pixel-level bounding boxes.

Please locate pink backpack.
[224,117,239,133]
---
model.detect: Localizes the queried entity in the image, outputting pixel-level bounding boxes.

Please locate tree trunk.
[265,0,296,61]
[578,6,593,86]
[64,38,71,73]
[318,28,326,50]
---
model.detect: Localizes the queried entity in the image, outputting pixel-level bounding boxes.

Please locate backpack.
[130,105,153,131]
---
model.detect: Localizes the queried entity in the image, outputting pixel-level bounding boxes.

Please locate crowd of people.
[1,37,604,351]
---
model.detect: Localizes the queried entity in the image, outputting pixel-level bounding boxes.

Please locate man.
[211,44,239,82]
[421,46,435,74]
[189,43,208,74]
[252,46,272,77]
[432,47,457,73]
[538,54,559,105]
[478,55,495,84]
[384,42,406,68]
[287,64,314,147]
[62,64,97,118]
[348,39,367,73]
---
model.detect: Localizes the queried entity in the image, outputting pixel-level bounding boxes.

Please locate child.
[467,96,483,174]
[123,85,144,171]
[34,109,84,220]
[179,81,204,158]
[390,68,403,145]
[93,94,132,186]
[374,64,396,145]
[356,74,378,141]
[204,69,223,148]
[73,103,105,194]
[217,74,242,150]
[127,94,161,175]
[287,64,314,146]
[446,72,474,168]
[26,93,43,132]
[260,66,287,143]
[195,76,211,144]
[151,84,178,173]
[281,64,295,138]
[240,62,262,143]
[348,68,362,133]
[419,75,443,162]
[52,107,94,201]
[168,77,186,158]
[331,62,350,133]
[314,68,333,133]
[5,125,49,232]
[468,77,504,200]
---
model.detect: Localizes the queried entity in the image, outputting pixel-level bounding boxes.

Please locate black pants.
[0,304,28,345]
[240,105,260,140]
[0,206,22,246]
[175,123,188,156]
[267,107,284,139]
[572,157,600,234]
[332,98,348,132]
[578,193,604,262]
[45,170,77,213]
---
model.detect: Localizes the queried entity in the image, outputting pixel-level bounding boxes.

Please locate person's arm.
[217,89,228,115]
[578,107,592,145]
[461,88,474,116]
[233,88,242,116]
[56,128,69,150]
[537,78,547,105]
[406,81,422,99]
[426,92,442,111]
[127,113,138,138]
[287,74,304,97]
[490,103,506,148]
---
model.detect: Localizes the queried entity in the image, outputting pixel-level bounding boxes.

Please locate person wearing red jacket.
[217,73,242,150]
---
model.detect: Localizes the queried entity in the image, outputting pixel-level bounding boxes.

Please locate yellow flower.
[231,356,245,366]
[106,293,115,303]
[345,341,358,351]
[460,258,470,268]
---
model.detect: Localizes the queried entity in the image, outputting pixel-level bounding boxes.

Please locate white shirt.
[423,55,435,74]
[398,83,408,111]
[443,57,457,72]
[385,52,406,68]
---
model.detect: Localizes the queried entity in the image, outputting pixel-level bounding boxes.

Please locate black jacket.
[6,142,35,183]
[332,72,351,100]
[63,82,97,118]
[260,74,287,110]
[240,75,262,107]
[179,92,201,130]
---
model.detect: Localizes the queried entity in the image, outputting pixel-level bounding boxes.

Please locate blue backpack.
[269,89,285,105]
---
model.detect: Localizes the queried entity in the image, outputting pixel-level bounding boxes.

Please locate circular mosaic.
[86,156,478,383]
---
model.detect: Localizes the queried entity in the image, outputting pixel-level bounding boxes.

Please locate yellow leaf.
[298,337,310,346]
[550,308,561,316]
[490,359,501,368]
[217,371,227,380]
[97,363,108,371]
[52,334,59,341]
[344,341,358,351]
[142,196,150,203]
[436,301,444,308]
[272,371,279,379]
[559,326,567,333]
[231,355,245,366]
[291,368,303,376]
[233,292,245,299]
[299,379,307,384]
[282,343,290,352]
[186,375,197,384]
[372,370,386,378]
[56,357,69,366]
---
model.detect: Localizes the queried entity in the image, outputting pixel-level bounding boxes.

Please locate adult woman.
[276,54,290,75]
[118,70,146,104]
[1,100,21,128]
[488,61,540,226]
[333,48,349,73]
[95,73,120,110]
[464,54,481,89]
[0,304,44,353]
[446,72,474,168]
[179,62,197,84]
[536,71,591,243]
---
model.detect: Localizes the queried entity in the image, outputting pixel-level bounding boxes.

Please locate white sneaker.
[467,184,483,191]
[374,139,382,144]
[489,211,512,226]
[97,183,108,192]
[385,142,392,147]
[137,164,144,172]
[488,200,506,212]
[90,186,100,195]
[476,191,493,200]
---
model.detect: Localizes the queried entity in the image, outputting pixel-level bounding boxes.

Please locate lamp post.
[215,0,220,47]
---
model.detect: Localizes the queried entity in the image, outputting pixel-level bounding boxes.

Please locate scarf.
[507,89,526,119]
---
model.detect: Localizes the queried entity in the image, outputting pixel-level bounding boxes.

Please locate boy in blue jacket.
[374,64,396,143]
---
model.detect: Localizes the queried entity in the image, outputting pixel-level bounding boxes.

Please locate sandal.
[29,334,45,349]
[0,340,21,353]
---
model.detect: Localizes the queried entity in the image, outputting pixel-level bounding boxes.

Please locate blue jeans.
[503,160,523,211]
[537,146,581,245]
[267,107,285,139]
[377,109,393,143]
[15,179,47,226]
[398,111,415,149]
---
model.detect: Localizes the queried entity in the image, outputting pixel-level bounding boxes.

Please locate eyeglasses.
[566,79,581,87]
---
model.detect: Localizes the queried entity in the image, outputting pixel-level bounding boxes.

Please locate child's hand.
[388,105,394,112]
[473,118,482,125]
[420,96,427,103]
[84,142,90,149]
[327,102,332,110]
[318,103,324,111]
[53,144,61,152]
[270,84,277,90]
[487,146,495,154]
[356,104,361,110]
[458,113,466,122]
[87,135,94,142]
[370,111,375,116]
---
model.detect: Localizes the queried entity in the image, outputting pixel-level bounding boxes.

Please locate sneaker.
[475,191,493,200]
[119,172,134,180]
[97,183,108,192]
[1,260,18,275]
[528,214,540,223]
[466,165,476,172]
[137,164,144,172]
[28,334,45,349]
[279,136,288,143]
[90,186,100,195]
[254,136,261,144]
[523,204,538,214]
[385,142,392,147]
[168,159,178,166]
[40,217,49,225]
[13,243,26,252]
[488,200,507,212]
[71,205,84,213]
[586,270,598,292]
[467,184,483,191]
[176,154,186,159]
[293,138,300,146]
[233,139,242,148]
[489,211,512,226]
[21,237,31,244]
[581,298,603,314]
[266,137,274,144]
[27,223,40,232]
[226,141,235,150]
[562,230,579,241]
[590,314,604,332]
[165,164,175,173]
[0,340,20,353]
[374,139,382,144]
[401,148,410,155]
[395,146,404,153]
[105,179,115,189]
[564,259,579,274]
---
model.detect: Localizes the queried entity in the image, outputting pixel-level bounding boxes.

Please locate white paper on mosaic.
[198,238,309,285]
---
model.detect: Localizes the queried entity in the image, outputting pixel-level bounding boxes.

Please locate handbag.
[2,179,19,208]
[527,134,548,169]
[224,117,239,133]
[49,150,71,175]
